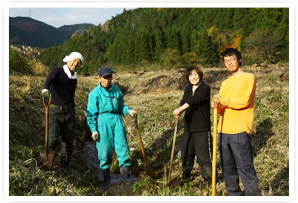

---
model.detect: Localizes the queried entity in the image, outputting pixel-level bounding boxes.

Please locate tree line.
[38,8,289,74]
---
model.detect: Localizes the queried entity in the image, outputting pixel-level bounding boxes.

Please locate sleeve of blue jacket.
[87,89,99,133]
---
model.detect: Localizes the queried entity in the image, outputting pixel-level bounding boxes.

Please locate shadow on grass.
[128,119,184,179]
[270,165,289,196]
[251,117,275,157]
[135,118,217,181]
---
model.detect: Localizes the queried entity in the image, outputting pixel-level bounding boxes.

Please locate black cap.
[99,67,112,77]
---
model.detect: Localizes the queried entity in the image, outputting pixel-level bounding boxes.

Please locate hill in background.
[58,23,95,38]
[9,17,94,48]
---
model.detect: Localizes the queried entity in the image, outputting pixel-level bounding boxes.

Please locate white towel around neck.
[63,65,77,79]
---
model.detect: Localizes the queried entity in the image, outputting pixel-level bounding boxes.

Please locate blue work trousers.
[96,113,131,169]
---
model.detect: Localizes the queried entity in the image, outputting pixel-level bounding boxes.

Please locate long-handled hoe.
[134,115,156,178]
[38,94,55,170]
[212,100,218,196]
[167,117,181,188]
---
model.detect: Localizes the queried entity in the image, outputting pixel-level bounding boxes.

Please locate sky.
[9,7,135,28]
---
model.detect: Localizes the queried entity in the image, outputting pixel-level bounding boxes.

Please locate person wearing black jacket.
[41,52,84,171]
[173,66,212,184]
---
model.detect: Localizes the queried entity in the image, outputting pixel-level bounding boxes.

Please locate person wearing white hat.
[41,52,84,171]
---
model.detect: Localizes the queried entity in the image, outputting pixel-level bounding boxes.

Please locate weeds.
[9,64,289,196]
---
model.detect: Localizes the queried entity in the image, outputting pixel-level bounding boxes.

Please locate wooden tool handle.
[43,94,52,153]
[134,115,147,161]
[168,117,179,185]
[212,105,218,196]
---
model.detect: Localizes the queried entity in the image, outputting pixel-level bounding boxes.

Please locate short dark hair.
[184,66,204,84]
[222,48,242,66]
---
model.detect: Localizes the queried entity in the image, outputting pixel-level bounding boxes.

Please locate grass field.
[8,63,289,196]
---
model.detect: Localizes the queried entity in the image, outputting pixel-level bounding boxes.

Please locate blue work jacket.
[87,84,130,133]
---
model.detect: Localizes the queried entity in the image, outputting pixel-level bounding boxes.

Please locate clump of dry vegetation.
[9,46,49,76]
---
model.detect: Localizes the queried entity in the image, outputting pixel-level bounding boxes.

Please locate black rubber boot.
[120,167,130,183]
[102,168,111,183]
[60,157,70,172]
[181,168,192,184]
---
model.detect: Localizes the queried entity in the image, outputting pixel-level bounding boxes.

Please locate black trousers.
[48,105,76,162]
[219,132,262,196]
[180,131,212,181]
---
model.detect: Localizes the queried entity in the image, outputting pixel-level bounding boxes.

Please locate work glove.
[129,110,137,118]
[41,89,50,98]
[92,131,99,142]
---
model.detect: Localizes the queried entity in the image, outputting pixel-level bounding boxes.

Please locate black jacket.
[180,81,211,132]
[43,67,77,109]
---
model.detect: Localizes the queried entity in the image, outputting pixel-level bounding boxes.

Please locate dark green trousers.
[48,104,76,162]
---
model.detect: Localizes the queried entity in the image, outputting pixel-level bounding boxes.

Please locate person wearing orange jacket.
[211,48,261,196]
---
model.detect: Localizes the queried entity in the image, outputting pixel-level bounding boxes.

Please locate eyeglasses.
[224,58,238,64]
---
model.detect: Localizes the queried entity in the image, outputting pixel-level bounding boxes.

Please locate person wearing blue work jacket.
[87,67,137,183]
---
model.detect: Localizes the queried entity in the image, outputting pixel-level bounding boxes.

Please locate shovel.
[38,94,55,170]
[167,117,181,188]
[134,115,156,178]
[211,101,218,196]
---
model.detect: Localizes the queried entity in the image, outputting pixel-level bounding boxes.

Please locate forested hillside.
[38,8,289,75]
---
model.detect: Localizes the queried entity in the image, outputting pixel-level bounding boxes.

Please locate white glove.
[92,131,99,141]
[129,110,137,117]
[41,89,49,97]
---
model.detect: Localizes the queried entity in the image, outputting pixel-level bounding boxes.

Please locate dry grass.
[9,63,289,196]
[28,59,49,76]
[116,64,289,196]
